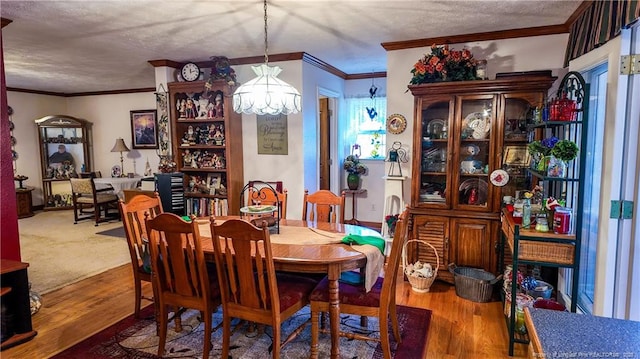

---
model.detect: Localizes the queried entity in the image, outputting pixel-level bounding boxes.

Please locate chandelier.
[233,0,301,116]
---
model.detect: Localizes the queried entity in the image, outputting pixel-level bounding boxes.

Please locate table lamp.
[110,138,130,177]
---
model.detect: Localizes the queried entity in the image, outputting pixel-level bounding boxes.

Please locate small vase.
[547,156,567,177]
[537,156,550,172]
[388,225,396,237]
[347,173,360,190]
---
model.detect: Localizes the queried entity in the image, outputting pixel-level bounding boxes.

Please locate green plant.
[551,139,579,161]
[343,155,367,175]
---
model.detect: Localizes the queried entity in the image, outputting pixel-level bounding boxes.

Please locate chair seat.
[250,215,278,227]
[274,273,317,311]
[309,271,384,307]
[76,193,118,204]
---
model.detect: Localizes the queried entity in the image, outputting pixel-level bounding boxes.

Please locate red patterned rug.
[53,304,431,358]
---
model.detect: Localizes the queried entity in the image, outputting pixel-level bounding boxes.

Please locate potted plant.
[410,44,480,84]
[527,137,578,177]
[343,154,367,190]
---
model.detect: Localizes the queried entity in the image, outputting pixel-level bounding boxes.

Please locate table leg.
[327,266,341,359]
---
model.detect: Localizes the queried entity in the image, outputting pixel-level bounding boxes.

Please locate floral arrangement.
[385,214,399,228]
[410,44,480,84]
[343,154,367,175]
[528,136,579,162]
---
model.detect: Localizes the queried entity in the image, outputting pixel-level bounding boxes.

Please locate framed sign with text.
[257,114,288,155]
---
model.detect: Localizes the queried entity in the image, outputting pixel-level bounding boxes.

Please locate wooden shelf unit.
[168,80,243,216]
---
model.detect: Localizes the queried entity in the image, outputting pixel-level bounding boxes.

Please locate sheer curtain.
[344,95,387,159]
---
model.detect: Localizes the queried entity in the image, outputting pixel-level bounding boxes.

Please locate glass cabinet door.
[418,100,450,206]
[501,95,536,202]
[455,96,495,210]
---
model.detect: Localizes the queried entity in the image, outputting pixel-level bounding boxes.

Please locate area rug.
[53,305,431,358]
[18,210,129,294]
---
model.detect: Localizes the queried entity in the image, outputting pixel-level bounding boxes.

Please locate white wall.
[385,34,570,211]
[66,93,157,178]
[7,92,68,205]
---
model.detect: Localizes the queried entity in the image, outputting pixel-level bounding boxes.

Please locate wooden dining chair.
[247,180,288,219]
[69,177,119,226]
[302,189,345,224]
[118,193,163,318]
[145,213,221,358]
[209,218,317,359]
[242,181,288,228]
[309,210,408,359]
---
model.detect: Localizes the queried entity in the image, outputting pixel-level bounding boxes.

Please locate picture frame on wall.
[130,109,158,149]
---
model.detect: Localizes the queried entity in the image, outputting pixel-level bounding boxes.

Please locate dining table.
[94,177,142,200]
[196,217,384,359]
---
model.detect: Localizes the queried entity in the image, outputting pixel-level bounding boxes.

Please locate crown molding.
[1,18,12,28]
[381,24,568,51]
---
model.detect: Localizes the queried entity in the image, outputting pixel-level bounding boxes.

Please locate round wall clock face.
[386,114,407,134]
[180,62,200,82]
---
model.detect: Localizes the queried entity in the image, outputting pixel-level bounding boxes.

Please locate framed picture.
[130,110,158,149]
[207,173,221,195]
[503,145,530,166]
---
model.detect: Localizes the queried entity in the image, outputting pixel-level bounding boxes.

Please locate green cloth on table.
[341,234,385,254]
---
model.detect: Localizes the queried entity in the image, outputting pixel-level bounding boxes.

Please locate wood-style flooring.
[2,264,528,358]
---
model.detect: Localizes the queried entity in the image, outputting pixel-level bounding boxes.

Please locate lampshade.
[233,64,301,115]
[111,138,130,153]
[232,0,301,116]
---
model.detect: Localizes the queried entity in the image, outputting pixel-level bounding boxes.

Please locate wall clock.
[180,62,200,82]
[386,114,407,134]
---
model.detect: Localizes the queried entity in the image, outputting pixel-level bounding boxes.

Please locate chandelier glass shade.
[233,64,301,115]
[232,0,301,116]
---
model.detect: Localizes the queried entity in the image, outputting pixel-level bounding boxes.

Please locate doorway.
[317,88,339,193]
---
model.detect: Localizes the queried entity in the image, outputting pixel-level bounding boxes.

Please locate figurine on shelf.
[207,103,215,119]
[183,149,193,167]
[178,99,187,119]
[213,93,223,117]
[197,96,209,119]
[213,126,224,145]
[185,98,197,119]
[214,155,225,169]
[186,125,196,145]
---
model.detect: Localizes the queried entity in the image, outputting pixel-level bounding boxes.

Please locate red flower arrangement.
[410,44,480,84]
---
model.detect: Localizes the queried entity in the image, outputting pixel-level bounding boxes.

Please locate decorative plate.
[386,113,407,134]
[490,169,510,187]
[462,112,487,129]
[111,165,122,178]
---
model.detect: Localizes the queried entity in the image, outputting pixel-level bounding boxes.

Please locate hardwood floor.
[3,265,527,358]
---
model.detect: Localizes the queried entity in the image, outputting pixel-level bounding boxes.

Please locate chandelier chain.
[263,0,269,65]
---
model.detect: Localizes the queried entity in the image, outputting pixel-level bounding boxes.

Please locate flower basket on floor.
[403,240,439,293]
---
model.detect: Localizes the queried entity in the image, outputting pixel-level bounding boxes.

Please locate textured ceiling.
[1,0,581,94]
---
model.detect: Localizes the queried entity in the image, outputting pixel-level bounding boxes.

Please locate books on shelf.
[186,197,228,217]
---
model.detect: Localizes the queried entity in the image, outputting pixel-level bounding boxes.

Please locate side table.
[15,187,35,219]
[343,189,367,225]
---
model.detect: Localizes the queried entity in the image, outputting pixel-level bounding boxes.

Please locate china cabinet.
[169,80,243,216]
[499,71,588,355]
[407,75,555,283]
[36,115,92,210]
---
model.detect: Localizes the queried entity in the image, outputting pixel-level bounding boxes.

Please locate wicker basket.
[448,263,502,302]
[403,240,439,293]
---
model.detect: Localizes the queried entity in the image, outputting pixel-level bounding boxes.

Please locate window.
[345,96,387,159]
[577,63,608,314]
